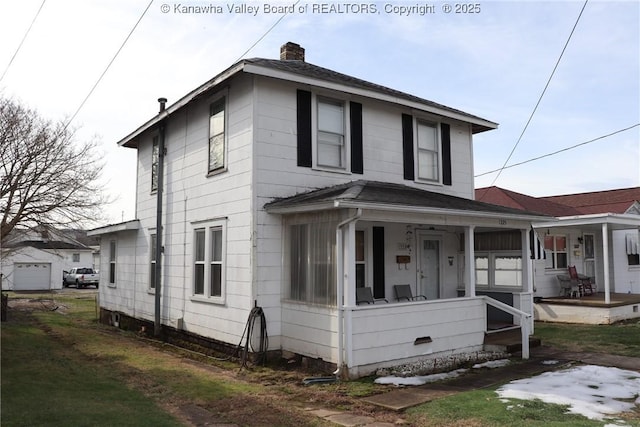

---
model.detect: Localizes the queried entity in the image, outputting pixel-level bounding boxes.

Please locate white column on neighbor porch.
[522,229,533,293]
[602,222,611,304]
[465,225,476,297]
[343,221,357,306]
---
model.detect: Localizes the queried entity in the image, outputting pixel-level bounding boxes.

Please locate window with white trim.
[109,240,116,285]
[416,121,440,182]
[150,233,157,289]
[475,253,522,289]
[544,235,568,269]
[151,135,159,191]
[193,223,225,299]
[72,253,80,263]
[317,97,345,169]
[208,97,226,173]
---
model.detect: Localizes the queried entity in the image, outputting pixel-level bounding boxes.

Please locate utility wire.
[0,0,47,83]
[475,123,639,178]
[234,0,301,62]
[63,0,153,130]
[485,0,589,190]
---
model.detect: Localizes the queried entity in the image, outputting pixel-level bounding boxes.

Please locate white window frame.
[475,252,523,291]
[191,220,226,304]
[544,234,568,270]
[109,240,116,286]
[414,119,442,184]
[150,233,157,291]
[151,135,159,192]
[72,253,80,263]
[207,94,228,176]
[312,94,351,173]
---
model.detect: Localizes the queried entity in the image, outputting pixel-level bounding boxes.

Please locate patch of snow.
[541,360,560,365]
[497,365,640,422]
[374,368,468,386]
[472,359,510,369]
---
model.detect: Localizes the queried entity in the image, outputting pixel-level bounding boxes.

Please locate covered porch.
[266,181,549,378]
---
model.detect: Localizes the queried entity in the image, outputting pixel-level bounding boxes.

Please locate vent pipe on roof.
[280,42,305,61]
[158,97,167,113]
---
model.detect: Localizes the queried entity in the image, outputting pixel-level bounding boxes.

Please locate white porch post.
[465,225,476,297]
[522,229,533,293]
[602,223,611,304]
[343,219,358,371]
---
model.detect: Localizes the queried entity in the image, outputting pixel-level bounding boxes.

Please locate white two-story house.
[90,43,548,378]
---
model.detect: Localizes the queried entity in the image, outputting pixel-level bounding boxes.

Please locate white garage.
[13,263,52,291]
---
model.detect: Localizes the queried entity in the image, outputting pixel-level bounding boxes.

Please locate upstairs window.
[208,97,226,173]
[151,136,159,192]
[417,121,440,181]
[317,98,345,169]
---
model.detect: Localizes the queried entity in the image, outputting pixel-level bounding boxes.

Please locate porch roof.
[87,219,141,236]
[264,181,550,222]
[533,213,640,231]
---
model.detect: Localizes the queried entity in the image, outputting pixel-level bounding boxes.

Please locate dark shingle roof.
[245,58,495,133]
[265,180,549,218]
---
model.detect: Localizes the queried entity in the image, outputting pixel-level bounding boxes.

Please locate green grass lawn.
[1,309,183,426]
[2,292,639,427]
[534,318,640,357]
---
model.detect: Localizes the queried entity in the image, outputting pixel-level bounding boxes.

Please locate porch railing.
[481,296,532,359]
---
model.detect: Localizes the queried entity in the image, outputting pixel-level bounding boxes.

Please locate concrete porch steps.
[484,328,541,354]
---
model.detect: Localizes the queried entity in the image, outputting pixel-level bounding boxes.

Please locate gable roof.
[266,180,549,220]
[476,186,640,216]
[119,57,497,148]
[540,187,640,215]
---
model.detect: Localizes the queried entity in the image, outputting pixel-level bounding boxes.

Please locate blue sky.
[1,0,638,224]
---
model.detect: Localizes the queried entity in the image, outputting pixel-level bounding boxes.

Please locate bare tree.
[0,96,108,241]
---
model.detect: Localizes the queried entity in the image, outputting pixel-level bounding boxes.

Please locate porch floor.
[538,292,640,308]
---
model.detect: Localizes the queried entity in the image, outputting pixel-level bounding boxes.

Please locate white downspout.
[333,208,362,378]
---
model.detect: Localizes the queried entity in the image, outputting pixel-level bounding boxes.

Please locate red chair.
[568,266,595,296]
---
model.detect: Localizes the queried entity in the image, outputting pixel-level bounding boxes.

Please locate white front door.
[418,234,441,299]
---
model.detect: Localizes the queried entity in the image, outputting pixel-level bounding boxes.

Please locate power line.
[0,0,47,83]
[64,0,153,130]
[474,123,639,178]
[486,0,589,189]
[234,0,301,62]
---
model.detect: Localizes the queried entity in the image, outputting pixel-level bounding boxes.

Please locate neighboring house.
[89,42,548,378]
[1,228,96,291]
[476,186,640,300]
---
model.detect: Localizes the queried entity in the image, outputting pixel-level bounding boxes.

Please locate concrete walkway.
[309,346,640,426]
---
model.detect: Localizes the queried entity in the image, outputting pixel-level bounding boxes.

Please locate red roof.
[475,186,640,216]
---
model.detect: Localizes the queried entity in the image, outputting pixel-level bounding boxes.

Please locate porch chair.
[393,284,427,302]
[568,265,595,296]
[356,287,388,305]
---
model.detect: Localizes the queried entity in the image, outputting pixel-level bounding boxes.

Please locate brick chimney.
[280,42,305,61]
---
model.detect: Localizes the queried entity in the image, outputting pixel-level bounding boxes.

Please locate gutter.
[333,208,362,378]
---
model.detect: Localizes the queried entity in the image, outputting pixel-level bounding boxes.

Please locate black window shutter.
[402,114,414,180]
[441,123,452,185]
[350,101,363,174]
[296,90,312,167]
[372,226,385,299]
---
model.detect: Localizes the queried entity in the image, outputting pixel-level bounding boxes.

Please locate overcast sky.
[1,0,638,225]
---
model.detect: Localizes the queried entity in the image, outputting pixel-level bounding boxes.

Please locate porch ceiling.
[264,180,550,222]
